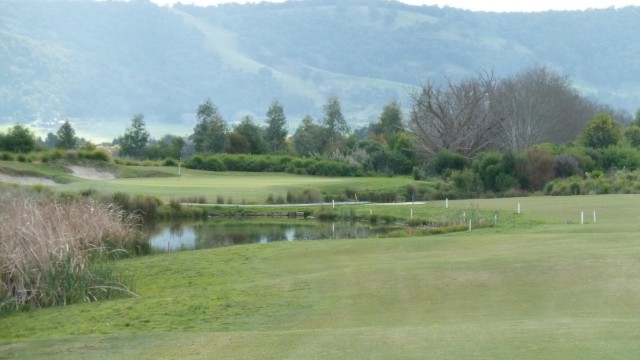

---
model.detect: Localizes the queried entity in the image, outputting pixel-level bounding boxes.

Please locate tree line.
[3,66,640,197]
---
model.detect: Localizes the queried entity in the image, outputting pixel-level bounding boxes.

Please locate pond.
[146,219,407,252]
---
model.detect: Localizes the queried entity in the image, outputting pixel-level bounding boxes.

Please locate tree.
[0,125,36,153]
[633,109,640,127]
[55,120,77,149]
[371,100,403,140]
[264,100,287,153]
[44,132,57,148]
[292,115,326,156]
[580,113,622,148]
[625,125,640,148]
[193,99,227,153]
[407,73,499,161]
[235,116,267,154]
[144,134,186,160]
[120,114,150,159]
[492,66,596,151]
[322,96,349,149]
[169,136,186,159]
[224,132,251,154]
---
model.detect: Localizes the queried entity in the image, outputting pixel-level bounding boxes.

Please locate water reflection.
[146,219,404,252]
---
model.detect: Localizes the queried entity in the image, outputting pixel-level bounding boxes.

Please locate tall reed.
[0,192,140,312]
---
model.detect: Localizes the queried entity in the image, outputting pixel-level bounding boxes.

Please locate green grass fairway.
[2,195,640,359]
[59,169,350,203]
[0,160,417,203]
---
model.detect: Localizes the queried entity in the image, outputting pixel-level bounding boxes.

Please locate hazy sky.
[150,0,640,12]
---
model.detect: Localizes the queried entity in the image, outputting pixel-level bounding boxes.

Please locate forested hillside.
[1,0,639,139]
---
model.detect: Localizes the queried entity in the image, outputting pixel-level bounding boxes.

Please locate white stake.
[593,211,597,224]
[410,208,413,219]
[332,199,335,209]
[468,219,472,231]
[446,198,449,208]
[581,211,584,225]
[494,214,498,225]
[517,203,521,214]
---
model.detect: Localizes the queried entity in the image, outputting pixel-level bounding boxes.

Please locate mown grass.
[58,168,419,204]
[2,195,640,359]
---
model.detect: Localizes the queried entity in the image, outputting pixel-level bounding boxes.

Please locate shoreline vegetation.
[0,189,145,313]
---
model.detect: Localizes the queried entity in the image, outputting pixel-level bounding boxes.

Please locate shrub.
[169,198,182,211]
[163,158,178,167]
[554,154,582,178]
[79,149,110,162]
[0,152,14,161]
[203,156,226,172]
[430,150,469,175]
[286,188,324,204]
[0,196,140,312]
[472,151,503,192]
[520,148,555,191]
[79,188,98,197]
[65,150,79,160]
[601,146,640,171]
[450,169,477,193]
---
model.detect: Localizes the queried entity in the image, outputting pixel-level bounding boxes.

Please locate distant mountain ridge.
[1,0,639,139]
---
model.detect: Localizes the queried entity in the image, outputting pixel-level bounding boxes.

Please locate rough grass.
[1,195,640,358]
[0,190,141,312]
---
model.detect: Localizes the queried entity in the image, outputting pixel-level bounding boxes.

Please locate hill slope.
[1,0,639,139]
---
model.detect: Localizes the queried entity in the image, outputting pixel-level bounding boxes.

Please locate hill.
[1,0,639,140]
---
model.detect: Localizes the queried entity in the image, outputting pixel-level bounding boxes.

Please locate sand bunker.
[69,166,115,180]
[0,173,58,186]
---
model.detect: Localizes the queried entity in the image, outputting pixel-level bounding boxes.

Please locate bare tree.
[408,73,500,161]
[493,67,595,151]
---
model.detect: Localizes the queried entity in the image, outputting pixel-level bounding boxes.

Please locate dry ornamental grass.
[0,190,141,312]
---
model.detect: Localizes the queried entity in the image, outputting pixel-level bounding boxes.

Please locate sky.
[149,0,640,12]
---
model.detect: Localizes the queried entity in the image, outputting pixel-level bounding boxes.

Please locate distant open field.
[0,161,416,203]
[2,194,640,359]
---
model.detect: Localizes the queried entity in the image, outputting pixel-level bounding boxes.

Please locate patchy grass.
[1,195,640,358]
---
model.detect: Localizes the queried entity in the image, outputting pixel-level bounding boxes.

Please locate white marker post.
[468,219,472,232]
[593,211,597,224]
[446,198,449,209]
[494,214,498,226]
[332,199,335,209]
[581,211,584,225]
[517,203,521,214]
[410,209,413,219]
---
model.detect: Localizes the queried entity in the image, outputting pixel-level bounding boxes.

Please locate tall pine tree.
[55,120,77,149]
[264,100,288,153]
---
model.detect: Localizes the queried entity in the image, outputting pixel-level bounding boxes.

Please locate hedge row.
[184,154,363,176]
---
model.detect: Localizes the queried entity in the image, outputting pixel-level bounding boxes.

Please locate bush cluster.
[184,154,362,176]
[426,144,640,198]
